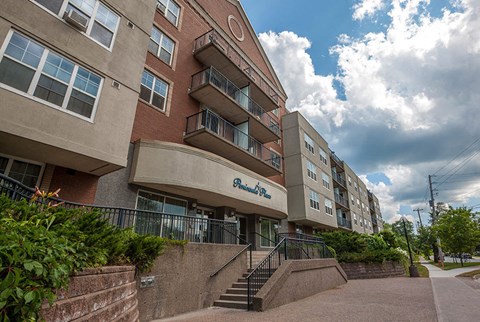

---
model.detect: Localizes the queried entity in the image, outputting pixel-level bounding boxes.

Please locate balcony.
[193,29,279,111]
[332,172,347,189]
[337,216,352,229]
[334,193,349,209]
[184,109,282,177]
[371,216,378,226]
[189,67,280,143]
[329,150,344,170]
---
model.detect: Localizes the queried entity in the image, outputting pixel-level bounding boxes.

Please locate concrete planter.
[41,266,138,322]
[340,261,406,279]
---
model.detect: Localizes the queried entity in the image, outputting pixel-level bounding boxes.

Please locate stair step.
[232,282,248,288]
[226,288,248,295]
[220,293,248,301]
[214,300,248,310]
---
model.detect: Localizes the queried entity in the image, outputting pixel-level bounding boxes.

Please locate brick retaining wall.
[340,261,405,279]
[41,266,138,322]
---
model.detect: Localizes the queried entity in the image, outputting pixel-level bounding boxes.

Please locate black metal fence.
[246,235,333,310]
[0,173,238,244]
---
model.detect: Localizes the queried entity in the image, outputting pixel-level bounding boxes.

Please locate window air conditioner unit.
[63,10,88,32]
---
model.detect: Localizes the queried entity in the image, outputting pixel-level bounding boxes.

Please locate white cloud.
[353,0,386,20]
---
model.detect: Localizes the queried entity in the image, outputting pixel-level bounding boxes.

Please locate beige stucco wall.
[0,0,155,174]
[137,243,247,321]
[130,140,288,218]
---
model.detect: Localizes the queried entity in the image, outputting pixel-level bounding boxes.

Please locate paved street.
[155,263,480,322]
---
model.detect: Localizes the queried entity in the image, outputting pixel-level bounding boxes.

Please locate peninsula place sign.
[233,178,271,199]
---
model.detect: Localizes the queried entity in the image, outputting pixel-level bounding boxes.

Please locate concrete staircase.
[214,251,272,310]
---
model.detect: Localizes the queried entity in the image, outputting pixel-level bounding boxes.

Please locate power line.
[434,149,480,190]
[433,136,480,176]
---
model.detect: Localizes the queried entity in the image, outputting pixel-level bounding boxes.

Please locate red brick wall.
[49,166,98,204]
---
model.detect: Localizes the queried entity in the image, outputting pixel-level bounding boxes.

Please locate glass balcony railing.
[332,172,347,188]
[193,29,280,106]
[334,193,349,208]
[190,67,280,136]
[329,150,344,168]
[337,216,352,229]
[185,109,282,172]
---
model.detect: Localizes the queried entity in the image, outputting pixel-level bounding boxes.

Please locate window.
[354,181,358,191]
[319,148,328,165]
[353,213,358,225]
[0,31,102,119]
[260,218,278,247]
[348,175,352,186]
[325,198,333,215]
[140,70,168,111]
[0,155,44,188]
[304,133,314,154]
[135,190,187,237]
[357,198,360,208]
[33,0,120,49]
[148,27,175,65]
[306,160,317,181]
[272,108,279,117]
[350,195,355,206]
[322,172,330,190]
[359,187,363,194]
[270,151,281,169]
[309,189,320,210]
[157,0,180,26]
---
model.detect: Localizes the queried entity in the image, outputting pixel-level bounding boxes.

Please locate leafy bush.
[320,231,367,254]
[0,194,184,321]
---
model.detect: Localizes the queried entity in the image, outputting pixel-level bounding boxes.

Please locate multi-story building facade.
[283,111,381,234]
[368,190,384,233]
[0,0,156,202]
[92,0,289,247]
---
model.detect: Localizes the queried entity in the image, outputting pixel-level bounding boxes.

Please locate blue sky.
[240,0,480,223]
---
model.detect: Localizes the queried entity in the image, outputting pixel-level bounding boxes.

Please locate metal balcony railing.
[185,109,282,171]
[0,174,238,245]
[329,150,344,168]
[337,216,352,229]
[190,67,280,136]
[332,172,347,188]
[371,216,378,226]
[334,193,349,208]
[193,29,279,105]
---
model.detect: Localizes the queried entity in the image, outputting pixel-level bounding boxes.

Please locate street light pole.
[402,216,419,277]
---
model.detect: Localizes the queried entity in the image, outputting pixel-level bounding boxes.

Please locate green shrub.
[319,231,367,254]
[0,194,184,321]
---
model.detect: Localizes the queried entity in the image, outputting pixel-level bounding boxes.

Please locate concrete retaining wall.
[340,261,406,279]
[41,266,138,322]
[253,258,348,311]
[137,243,246,321]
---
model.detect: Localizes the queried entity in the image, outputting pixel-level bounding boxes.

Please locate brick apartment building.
[282,112,383,234]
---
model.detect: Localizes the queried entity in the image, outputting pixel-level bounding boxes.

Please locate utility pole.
[428,175,436,223]
[414,208,424,227]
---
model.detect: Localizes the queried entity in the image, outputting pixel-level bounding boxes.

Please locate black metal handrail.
[0,174,238,245]
[190,67,280,136]
[246,235,333,310]
[276,232,325,243]
[185,109,282,171]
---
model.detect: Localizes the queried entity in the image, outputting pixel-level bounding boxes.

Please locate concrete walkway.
[155,278,437,322]
[421,260,480,322]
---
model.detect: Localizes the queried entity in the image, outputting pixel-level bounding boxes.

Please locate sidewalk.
[421,260,480,322]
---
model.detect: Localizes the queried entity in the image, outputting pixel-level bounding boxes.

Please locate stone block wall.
[340,261,406,279]
[41,266,138,322]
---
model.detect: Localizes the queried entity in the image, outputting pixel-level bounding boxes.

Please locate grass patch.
[416,264,430,277]
[428,261,480,270]
[456,269,480,277]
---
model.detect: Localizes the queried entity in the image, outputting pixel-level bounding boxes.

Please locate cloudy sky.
[242,0,480,224]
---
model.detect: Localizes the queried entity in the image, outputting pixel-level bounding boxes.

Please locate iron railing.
[246,236,333,310]
[337,216,352,229]
[193,29,279,106]
[334,193,349,208]
[329,150,344,168]
[0,173,238,244]
[210,230,253,277]
[332,172,347,188]
[185,109,282,171]
[190,67,280,136]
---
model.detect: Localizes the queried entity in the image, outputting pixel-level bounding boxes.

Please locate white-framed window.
[359,187,363,194]
[306,160,317,181]
[32,0,120,50]
[309,189,320,211]
[321,172,330,190]
[319,148,328,165]
[140,70,169,111]
[357,198,361,208]
[353,213,358,225]
[0,154,45,188]
[348,175,352,186]
[0,31,103,120]
[148,26,175,65]
[325,198,333,215]
[157,0,180,26]
[354,181,358,191]
[304,133,314,154]
[350,195,355,206]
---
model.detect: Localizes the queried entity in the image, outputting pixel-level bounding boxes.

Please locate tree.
[432,208,480,267]
[414,226,436,258]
